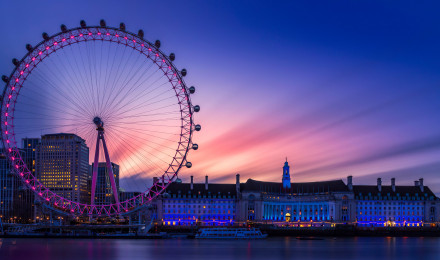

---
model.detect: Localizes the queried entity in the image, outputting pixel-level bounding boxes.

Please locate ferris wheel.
[0,20,200,216]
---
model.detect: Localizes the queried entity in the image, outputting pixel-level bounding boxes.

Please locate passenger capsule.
[138,29,144,38]
[189,86,196,94]
[2,75,9,83]
[60,24,67,32]
[192,144,199,150]
[26,44,33,52]
[155,40,161,48]
[181,69,187,76]
[80,20,87,28]
[195,124,201,131]
[12,58,19,66]
[169,53,175,61]
[100,19,106,27]
[186,162,192,168]
[193,105,200,112]
[42,32,49,40]
[119,22,126,31]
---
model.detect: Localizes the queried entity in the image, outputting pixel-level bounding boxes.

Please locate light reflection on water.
[0,237,439,260]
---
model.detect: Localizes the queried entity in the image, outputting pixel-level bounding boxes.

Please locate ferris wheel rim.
[0,23,196,216]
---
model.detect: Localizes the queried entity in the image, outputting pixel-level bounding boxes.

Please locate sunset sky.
[1,1,439,193]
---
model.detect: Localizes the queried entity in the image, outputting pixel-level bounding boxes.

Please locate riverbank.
[2,227,440,239]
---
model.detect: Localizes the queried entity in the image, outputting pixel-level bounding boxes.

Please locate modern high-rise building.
[0,153,15,222]
[0,150,36,223]
[36,133,90,204]
[92,162,119,205]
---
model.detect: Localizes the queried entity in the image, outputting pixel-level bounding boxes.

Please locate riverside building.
[351,177,439,227]
[155,176,237,226]
[155,160,440,227]
[36,133,90,204]
[92,162,120,205]
[0,148,36,223]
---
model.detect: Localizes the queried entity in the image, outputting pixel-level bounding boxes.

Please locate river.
[1,237,439,260]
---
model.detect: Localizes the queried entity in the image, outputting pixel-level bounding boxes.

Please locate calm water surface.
[0,237,439,260]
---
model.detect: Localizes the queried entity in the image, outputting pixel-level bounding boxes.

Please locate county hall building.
[155,160,440,227]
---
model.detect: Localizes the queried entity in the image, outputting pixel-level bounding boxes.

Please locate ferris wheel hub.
[93,116,104,129]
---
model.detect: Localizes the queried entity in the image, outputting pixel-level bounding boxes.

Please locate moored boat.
[195,228,268,239]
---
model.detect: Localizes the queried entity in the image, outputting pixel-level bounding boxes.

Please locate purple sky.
[0,1,439,193]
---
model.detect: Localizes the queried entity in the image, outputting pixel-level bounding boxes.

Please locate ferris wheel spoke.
[100,44,132,115]
[109,102,179,122]
[14,98,90,121]
[102,63,161,119]
[48,49,94,113]
[107,111,182,125]
[108,124,180,143]
[63,43,98,114]
[111,89,175,120]
[108,57,165,114]
[24,68,92,118]
[108,127,179,154]
[38,56,93,115]
[105,129,170,172]
[100,42,125,114]
[111,78,171,117]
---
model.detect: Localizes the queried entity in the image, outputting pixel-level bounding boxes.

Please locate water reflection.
[0,237,439,260]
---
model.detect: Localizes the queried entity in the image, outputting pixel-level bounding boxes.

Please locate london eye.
[0,20,200,217]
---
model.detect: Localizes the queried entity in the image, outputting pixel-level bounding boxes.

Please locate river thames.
[0,237,439,260]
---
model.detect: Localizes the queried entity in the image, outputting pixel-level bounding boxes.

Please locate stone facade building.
[155,160,440,227]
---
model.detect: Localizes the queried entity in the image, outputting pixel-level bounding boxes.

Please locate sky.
[0,1,439,193]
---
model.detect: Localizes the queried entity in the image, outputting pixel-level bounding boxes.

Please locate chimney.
[414,180,419,187]
[190,176,194,190]
[205,175,208,190]
[391,178,396,192]
[347,176,353,191]
[419,178,424,192]
[377,178,382,192]
[236,174,240,193]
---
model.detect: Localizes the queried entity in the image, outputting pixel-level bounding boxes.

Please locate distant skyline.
[0,1,439,193]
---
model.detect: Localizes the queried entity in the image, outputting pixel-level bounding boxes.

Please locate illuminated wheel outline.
[0,21,199,216]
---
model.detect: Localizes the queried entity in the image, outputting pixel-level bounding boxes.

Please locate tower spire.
[282,159,291,189]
